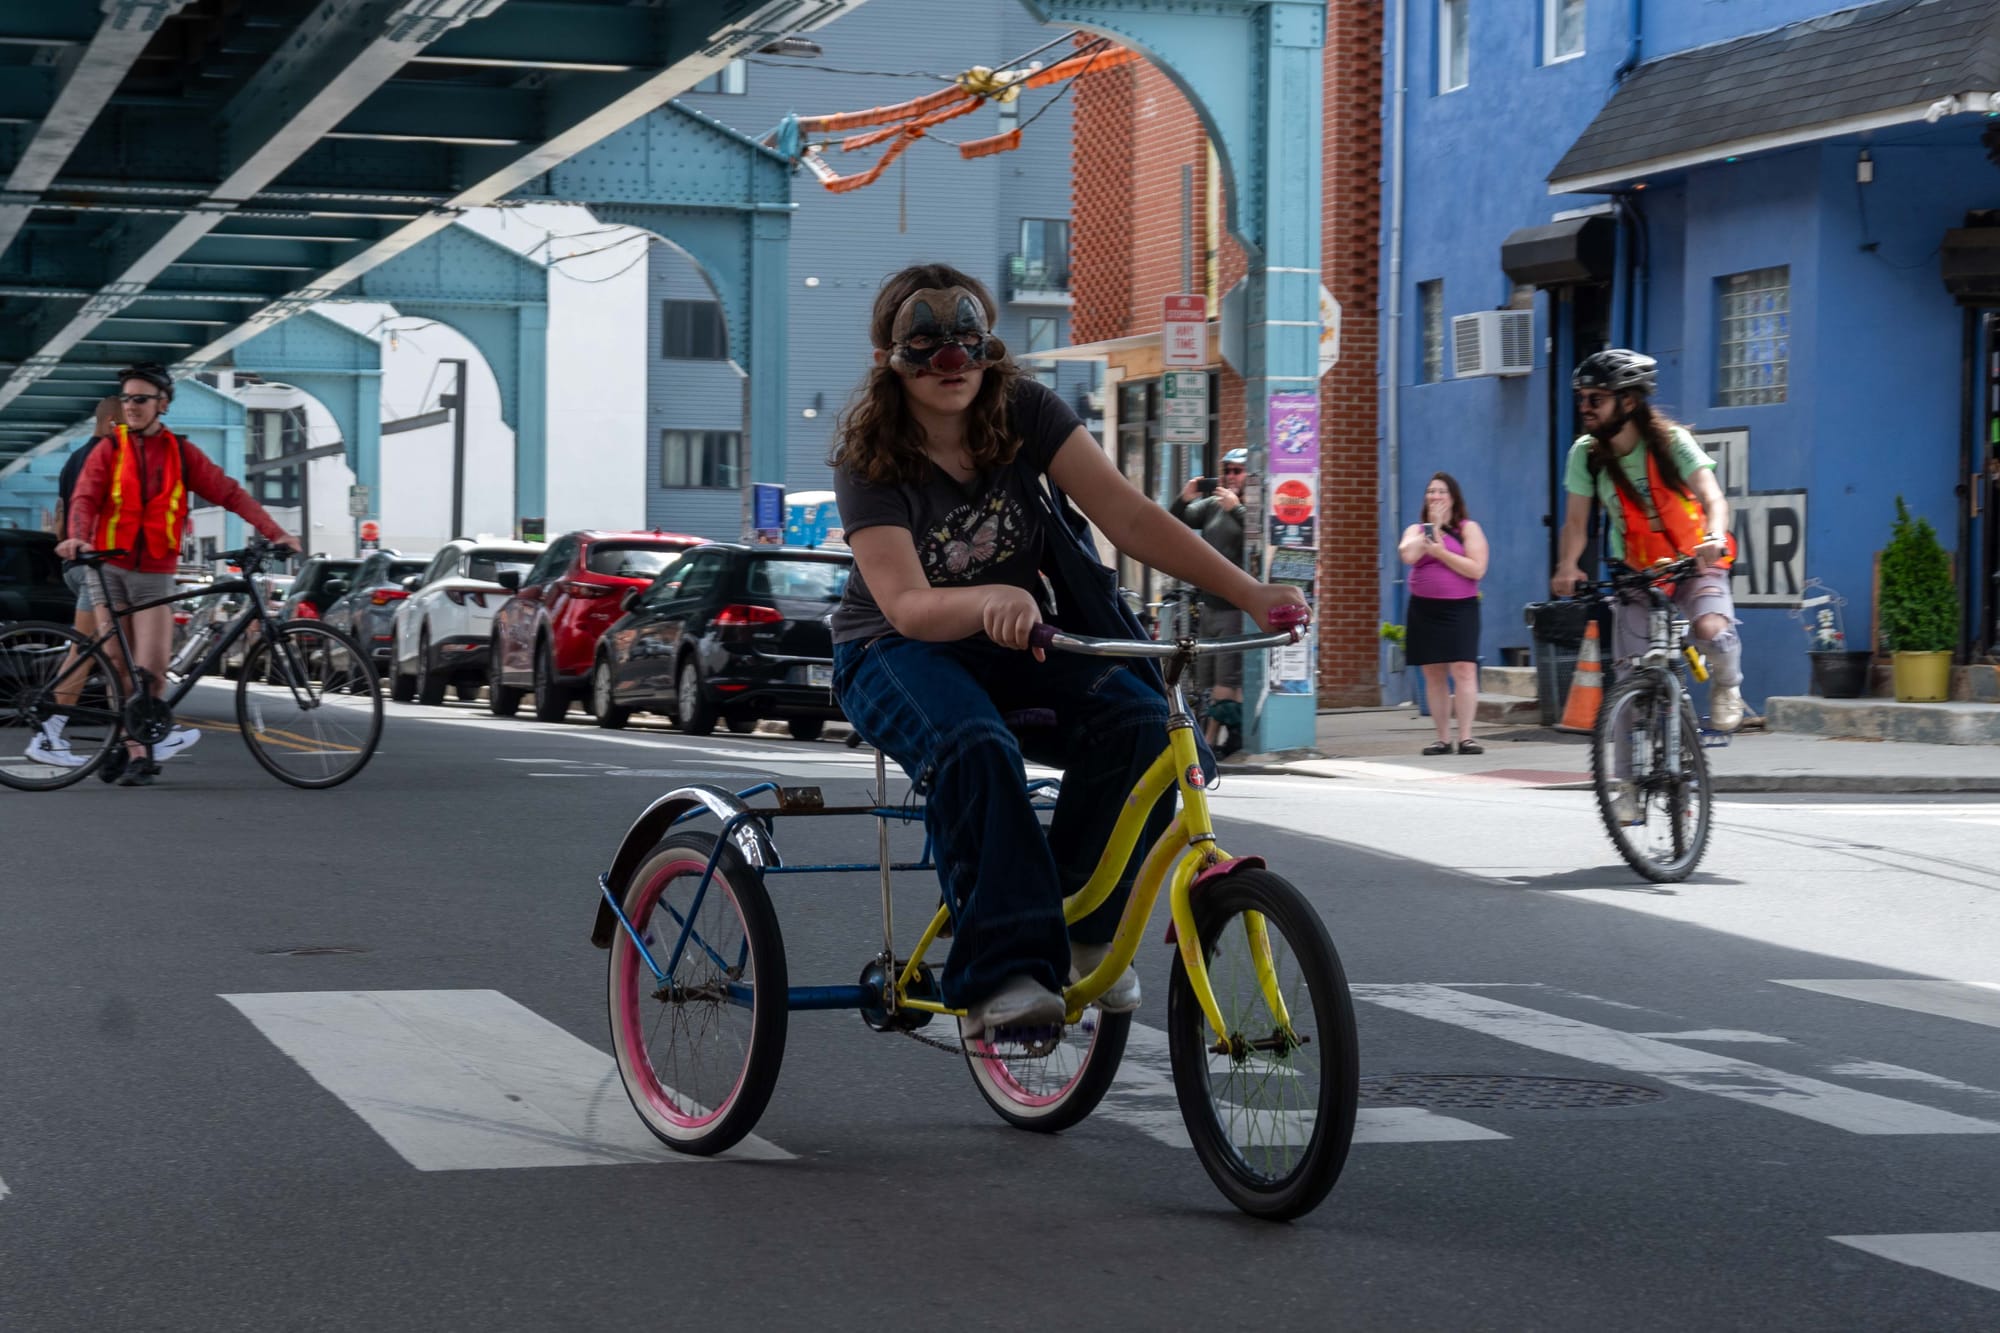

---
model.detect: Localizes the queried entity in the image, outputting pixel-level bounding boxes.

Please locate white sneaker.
[154,726,202,761]
[1610,782,1641,826]
[1709,684,1745,733]
[962,975,1065,1040]
[1069,941,1141,1013]
[25,723,85,768]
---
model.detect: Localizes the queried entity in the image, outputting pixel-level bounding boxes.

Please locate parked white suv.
[389,538,543,705]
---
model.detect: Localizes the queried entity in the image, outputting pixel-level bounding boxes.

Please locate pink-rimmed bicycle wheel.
[607,832,787,1155]
[962,1005,1130,1133]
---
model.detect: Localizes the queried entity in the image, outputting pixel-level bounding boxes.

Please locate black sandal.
[1422,741,1452,756]
[1457,740,1485,755]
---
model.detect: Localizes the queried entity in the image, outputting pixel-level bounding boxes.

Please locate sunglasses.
[117,393,166,405]
[1574,392,1617,410]
[1221,465,1247,474]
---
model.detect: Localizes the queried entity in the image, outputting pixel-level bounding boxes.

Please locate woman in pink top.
[1397,472,1489,754]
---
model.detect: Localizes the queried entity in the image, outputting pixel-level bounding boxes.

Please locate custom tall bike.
[0,536,382,790]
[592,605,1360,1220]
[1585,556,1718,882]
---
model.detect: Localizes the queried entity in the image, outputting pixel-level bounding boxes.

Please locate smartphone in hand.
[1421,522,1435,542]
[1198,477,1219,496]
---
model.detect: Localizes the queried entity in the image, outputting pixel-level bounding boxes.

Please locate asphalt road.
[3,680,1998,1331]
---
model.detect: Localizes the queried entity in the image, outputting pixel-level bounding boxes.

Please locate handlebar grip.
[1028,623,1059,651]
[1268,603,1309,629]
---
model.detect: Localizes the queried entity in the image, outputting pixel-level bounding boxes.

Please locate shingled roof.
[1548,0,2000,192]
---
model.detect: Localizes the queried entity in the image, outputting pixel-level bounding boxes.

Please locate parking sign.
[1163,295,1206,367]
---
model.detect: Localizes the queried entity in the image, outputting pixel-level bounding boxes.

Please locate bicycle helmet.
[1221,448,1248,466]
[116,361,175,401]
[1572,349,1656,397]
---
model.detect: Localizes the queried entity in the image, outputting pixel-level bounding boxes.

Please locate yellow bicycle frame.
[893,719,1293,1047]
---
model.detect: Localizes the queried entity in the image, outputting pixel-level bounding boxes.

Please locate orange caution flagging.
[1555,620,1605,734]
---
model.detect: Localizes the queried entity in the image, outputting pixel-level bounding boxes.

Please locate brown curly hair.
[829,263,1020,486]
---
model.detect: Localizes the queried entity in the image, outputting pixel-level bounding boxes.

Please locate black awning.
[1500,215,1617,289]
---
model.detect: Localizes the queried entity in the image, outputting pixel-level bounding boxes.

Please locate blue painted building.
[1383,0,2000,706]
[641,0,1092,540]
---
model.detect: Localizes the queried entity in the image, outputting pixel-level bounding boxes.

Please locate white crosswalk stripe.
[1831,1234,2000,1295]
[1776,979,2000,1032]
[223,989,788,1169]
[1352,983,2000,1135]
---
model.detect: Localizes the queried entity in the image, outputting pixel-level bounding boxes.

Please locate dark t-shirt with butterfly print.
[830,377,1082,646]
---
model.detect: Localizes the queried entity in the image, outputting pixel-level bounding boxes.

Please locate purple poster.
[1267,392,1319,474]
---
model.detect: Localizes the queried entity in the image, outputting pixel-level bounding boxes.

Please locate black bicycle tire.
[0,621,125,791]
[1166,869,1359,1221]
[1590,673,1713,883]
[235,621,383,789]
[607,831,788,1156]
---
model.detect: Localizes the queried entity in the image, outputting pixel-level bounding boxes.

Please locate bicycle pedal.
[988,1022,1062,1045]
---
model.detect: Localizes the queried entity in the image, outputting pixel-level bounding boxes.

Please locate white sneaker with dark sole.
[962,975,1065,1040]
[25,728,86,768]
[1709,684,1745,733]
[1069,941,1140,1013]
[153,726,202,761]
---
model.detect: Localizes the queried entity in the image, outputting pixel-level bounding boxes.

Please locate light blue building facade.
[642,0,1092,540]
[1384,0,2000,707]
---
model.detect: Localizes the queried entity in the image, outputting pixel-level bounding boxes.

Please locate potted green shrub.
[1380,621,1414,707]
[1878,497,1955,702]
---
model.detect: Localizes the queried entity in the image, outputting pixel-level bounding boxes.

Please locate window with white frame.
[1439,0,1469,92]
[1544,0,1585,63]
[660,430,742,489]
[693,59,746,95]
[1419,280,1444,383]
[1715,266,1790,406]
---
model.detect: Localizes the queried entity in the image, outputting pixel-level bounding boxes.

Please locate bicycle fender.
[1163,856,1267,943]
[592,784,781,949]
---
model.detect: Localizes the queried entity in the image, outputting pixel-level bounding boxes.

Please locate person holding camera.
[1170,448,1251,757]
[1397,471,1488,755]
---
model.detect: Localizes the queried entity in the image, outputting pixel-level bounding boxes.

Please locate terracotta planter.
[1891,650,1952,703]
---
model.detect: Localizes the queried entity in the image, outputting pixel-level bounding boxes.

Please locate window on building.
[1716,266,1790,406]
[660,430,743,488]
[1026,317,1060,357]
[661,300,728,360]
[1017,218,1070,289]
[1419,280,1445,383]
[1439,0,1469,92]
[693,59,746,95]
[1544,0,1585,63]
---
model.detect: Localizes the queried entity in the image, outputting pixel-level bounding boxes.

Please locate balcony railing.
[1007,253,1071,301]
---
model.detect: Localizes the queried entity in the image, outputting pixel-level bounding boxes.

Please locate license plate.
[807,664,833,689]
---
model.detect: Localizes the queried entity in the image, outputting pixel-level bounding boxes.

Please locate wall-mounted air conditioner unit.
[1451,310,1534,378]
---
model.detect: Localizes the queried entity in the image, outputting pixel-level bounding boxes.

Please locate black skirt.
[1406,594,1480,666]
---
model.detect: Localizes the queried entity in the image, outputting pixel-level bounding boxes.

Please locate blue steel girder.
[1018,0,1324,752]
[0,0,867,479]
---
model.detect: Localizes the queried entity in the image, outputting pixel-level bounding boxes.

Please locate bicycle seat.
[1001,708,1059,732]
[74,548,127,566]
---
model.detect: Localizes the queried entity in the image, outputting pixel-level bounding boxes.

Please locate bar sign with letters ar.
[1163,294,1206,367]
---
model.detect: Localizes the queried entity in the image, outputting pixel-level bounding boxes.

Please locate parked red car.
[488,529,702,721]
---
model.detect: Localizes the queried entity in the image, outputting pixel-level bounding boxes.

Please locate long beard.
[1587,405,1634,443]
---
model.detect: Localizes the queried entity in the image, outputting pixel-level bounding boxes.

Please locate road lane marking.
[1101,1020,1507,1147]
[1831,1234,2000,1294]
[1776,979,2000,1032]
[0,1173,9,1202]
[1636,1030,1792,1043]
[1352,984,2000,1136]
[223,989,788,1169]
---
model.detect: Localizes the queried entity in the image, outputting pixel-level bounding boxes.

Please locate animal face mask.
[888,286,1007,376]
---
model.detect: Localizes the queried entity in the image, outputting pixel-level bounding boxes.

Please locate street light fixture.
[758,37,823,58]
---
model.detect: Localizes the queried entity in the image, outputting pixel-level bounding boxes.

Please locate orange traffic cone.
[1555,620,1605,734]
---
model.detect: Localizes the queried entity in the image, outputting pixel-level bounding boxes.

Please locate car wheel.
[724,716,758,735]
[415,630,446,706]
[532,637,569,722]
[488,635,524,717]
[455,681,481,702]
[787,717,825,743]
[676,658,717,737]
[593,658,631,730]
[390,663,415,703]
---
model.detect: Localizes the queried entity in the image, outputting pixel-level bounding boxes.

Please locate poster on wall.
[1266,389,1320,550]
[1691,428,1807,608]
[1267,545,1317,694]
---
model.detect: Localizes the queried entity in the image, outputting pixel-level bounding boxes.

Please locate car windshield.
[747,558,850,601]
[389,559,429,581]
[586,543,684,579]
[467,551,535,583]
[310,562,359,590]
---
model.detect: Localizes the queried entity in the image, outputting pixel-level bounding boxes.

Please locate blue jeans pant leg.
[834,636,1068,1008]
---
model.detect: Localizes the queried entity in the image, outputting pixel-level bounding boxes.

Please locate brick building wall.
[1071,4,1383,705]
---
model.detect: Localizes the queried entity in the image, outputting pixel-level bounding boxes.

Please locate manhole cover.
[257,946,367,957]
[1359,1073,1664,1111]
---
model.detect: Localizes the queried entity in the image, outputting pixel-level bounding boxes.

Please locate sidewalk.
[1235,706,2000,794]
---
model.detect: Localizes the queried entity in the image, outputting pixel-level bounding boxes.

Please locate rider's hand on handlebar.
[55,538,83,560]
[1692,536,1727,570]
[1550,565,1586,597]
[1241,582,1309,633]
[983,585,1046,660]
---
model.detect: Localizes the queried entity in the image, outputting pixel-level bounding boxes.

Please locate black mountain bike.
[1583,556,1717,882]
[0,537,381,791]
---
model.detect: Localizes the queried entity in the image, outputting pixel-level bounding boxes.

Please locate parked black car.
[281,556,363,622]
[321,549,432,666]
[0,530,75,624]
[592,544,850,740]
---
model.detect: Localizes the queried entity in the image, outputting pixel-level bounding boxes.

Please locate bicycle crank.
[122,693,175,745]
